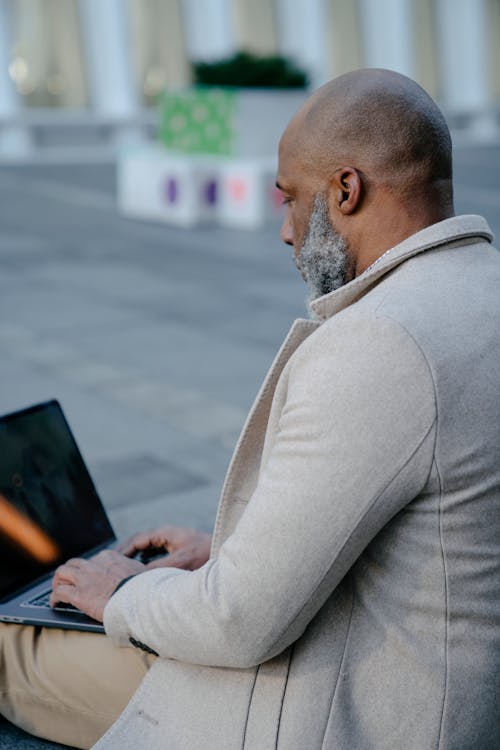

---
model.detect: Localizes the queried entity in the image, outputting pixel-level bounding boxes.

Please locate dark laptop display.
[0,400,115,631]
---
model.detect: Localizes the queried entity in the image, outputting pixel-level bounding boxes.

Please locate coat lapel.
[310,214,493,321]
[211,318,319,553]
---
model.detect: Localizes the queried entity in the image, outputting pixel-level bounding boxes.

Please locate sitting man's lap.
[0,623,154,750]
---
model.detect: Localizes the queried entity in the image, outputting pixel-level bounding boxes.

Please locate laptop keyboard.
[24,590,79,612]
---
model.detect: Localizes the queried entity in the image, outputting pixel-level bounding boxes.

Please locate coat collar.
[309,214,494,322]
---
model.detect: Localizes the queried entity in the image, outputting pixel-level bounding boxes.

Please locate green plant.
[193,51,308,89]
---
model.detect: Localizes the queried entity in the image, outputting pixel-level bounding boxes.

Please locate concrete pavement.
[0,161,307,540]
[0,142,499,748]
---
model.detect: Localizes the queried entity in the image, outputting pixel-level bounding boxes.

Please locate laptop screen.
[0,400,115,601]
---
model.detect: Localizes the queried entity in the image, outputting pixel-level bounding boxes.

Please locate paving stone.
[108,484,220,538]
[92,453,207,509]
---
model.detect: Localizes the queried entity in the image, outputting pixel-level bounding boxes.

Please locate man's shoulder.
[291,307,431,383]
[365,237,500,336]
[299,236,500,380]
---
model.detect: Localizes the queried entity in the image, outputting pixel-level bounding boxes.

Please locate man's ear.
[329,167,362,215]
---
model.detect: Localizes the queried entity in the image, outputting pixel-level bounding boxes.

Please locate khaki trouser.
[0,623,155,749]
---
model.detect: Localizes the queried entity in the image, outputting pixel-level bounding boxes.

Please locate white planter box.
[117,146,219,228]
[117,146,284,229]
[119,87,305,228]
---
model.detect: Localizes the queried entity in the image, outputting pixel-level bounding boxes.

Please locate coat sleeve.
[103,313,437,668]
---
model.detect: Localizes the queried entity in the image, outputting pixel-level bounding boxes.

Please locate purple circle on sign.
[204,180,217,205]
[164,177,178,204]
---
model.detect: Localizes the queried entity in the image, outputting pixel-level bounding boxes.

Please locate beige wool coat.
[94,215,500,749]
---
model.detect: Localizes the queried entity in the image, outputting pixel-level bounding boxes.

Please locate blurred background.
[0,0,499,539]
[1,0,500,159]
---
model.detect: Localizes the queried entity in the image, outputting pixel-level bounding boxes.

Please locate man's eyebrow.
[275,180,283,191]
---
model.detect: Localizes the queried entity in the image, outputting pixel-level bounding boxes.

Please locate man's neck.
[354,202,455,278]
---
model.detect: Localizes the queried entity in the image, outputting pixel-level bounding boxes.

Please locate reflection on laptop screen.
[0,400,115,601]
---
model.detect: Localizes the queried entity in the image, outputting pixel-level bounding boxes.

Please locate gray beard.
[296,195,349,301]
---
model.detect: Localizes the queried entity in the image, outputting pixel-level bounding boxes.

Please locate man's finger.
[49,583,78,609]
[52,561,83,588]
[117,531,153,556]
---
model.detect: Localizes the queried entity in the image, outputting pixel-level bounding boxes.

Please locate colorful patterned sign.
[160,87,236,155]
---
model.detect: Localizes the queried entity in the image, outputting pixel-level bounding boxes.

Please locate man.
[1,68,499,749]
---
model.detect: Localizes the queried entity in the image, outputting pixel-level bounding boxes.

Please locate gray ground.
[0,142,499,748]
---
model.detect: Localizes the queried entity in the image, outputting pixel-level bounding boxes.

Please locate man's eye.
[281,196,293,206]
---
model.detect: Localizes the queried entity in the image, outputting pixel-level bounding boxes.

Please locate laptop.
[0,399,116,633]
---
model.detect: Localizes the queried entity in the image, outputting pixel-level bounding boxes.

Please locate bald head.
[283,68,452,204]
[277,69,455,283]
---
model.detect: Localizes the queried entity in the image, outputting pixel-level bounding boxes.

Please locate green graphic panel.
[160,88,236,155]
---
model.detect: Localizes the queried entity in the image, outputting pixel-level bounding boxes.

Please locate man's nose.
[280,214,294,246]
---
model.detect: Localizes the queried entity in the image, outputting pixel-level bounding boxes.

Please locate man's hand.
[118,525,212,571]
[50,550,145,623]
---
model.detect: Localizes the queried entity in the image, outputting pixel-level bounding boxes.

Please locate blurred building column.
[358,0,414,76]
[78,0,143,146]
[275,0,329,88]
[0,0,32,157]
[436,0,497,137]
[231,0,278,56]
[183,0,235,61]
